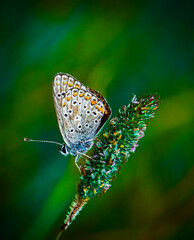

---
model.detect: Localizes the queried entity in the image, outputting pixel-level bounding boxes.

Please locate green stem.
[56,195,89,239]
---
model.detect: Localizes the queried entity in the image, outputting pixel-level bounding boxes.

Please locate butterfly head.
[59,144,69,156]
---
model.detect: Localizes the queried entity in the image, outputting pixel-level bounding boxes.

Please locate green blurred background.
[1,0,194,239]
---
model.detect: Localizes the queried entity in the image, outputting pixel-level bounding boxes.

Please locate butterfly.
[24,73,111,171]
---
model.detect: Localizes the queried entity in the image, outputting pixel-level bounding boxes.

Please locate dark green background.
[1,0,193,239]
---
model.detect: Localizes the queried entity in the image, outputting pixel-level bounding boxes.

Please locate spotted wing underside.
[53,73,111,147]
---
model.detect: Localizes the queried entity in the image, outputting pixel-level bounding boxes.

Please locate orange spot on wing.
[68,82,73,87]
[73,92,77,97]
[85,96,91,100]
[79,93,84,97]
[62,102,66,107]
[66,96,71,101]
[98,107,104,113]
[56,82,60,86]
[91,100,97,105]
[62,81,67,85]
[74,84,80,88]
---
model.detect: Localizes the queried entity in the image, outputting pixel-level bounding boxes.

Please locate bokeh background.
[1,0,194,239]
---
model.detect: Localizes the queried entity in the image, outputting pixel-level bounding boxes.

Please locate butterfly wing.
[87,87,112,134]
[53,73,111,147]
[53,73,85,147]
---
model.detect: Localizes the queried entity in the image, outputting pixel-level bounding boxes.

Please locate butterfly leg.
[77,151,93,160]
[82,138,94,146]
[75,155,81,172]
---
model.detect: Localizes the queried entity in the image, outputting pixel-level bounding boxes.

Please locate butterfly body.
[59,140,93,156]
[53,73,111,169]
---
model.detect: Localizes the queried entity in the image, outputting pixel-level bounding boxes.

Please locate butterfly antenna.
[23,138,63,146]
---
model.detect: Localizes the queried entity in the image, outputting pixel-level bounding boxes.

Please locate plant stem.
[56,195,89,239]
